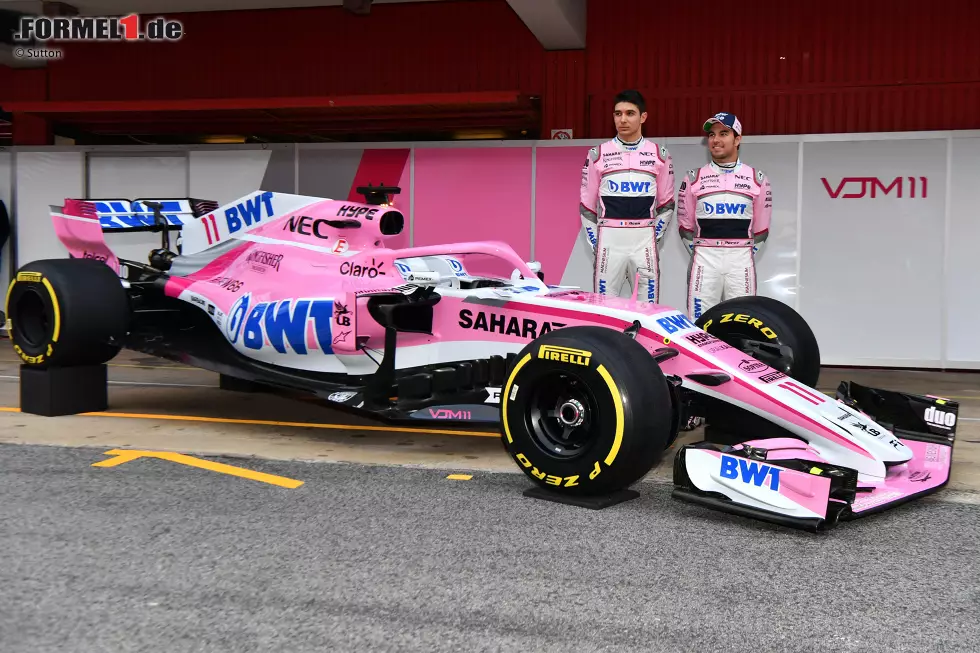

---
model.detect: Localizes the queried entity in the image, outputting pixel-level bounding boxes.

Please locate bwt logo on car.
[656,313,696,334]
[702,202,746,215]
[226,293,335,355]
[719,454,782,491]
[225,192,276,234]
[607,180,651,193]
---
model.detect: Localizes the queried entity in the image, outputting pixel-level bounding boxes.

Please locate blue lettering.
[720,455,738,479]
[234,297,334,355]
[243,305,266,350]
[226,205,241,233]
[239,196,263,227]
[226,191,276,234]
[719,454,782,491]
[264,299,310,354]
[693,298,703,319]
[308,301,334,353]
[227,293,251,344]
[656,313,695,334]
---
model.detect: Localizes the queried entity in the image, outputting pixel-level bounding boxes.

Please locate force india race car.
[5,186,958,531]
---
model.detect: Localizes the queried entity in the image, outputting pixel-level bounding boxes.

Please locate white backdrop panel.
[0,152,11,295]
[15,151,85,265]
[89,154,188,264]
[945,137,980,367]
[189,149,273,205]
[800,138,948,366]
[657,140,800,314]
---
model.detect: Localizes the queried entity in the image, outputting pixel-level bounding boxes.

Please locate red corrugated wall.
[5,0,979,139]
[41,0,544,101]
[542,50,587,137]
[585,0,980,137]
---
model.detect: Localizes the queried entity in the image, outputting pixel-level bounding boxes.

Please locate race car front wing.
[671,382,959,532]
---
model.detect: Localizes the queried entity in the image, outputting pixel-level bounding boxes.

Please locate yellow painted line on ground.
[92,448,304,488]
[447,474,473,480]
[0,406,501,438]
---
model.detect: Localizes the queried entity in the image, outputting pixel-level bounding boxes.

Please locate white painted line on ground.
[0,375,215,389]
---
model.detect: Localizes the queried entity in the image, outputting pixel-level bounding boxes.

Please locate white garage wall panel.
[799,137,948,367]
[87,153,188,265]
[15,151,85,265]
[945,137,980,366]
[188,149,273,205]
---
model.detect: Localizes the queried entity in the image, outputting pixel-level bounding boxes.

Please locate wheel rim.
[16,289,50,348]
[525,370,601,460]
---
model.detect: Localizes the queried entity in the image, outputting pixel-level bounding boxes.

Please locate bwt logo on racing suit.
[719,454,782,491]
[821,177,929,199]
[702,202,747,215]
[226,293,335,355]
[607,180,652,194]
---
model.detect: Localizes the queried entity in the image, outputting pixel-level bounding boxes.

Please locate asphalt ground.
[1,348,979,652]
[2,443,979,653]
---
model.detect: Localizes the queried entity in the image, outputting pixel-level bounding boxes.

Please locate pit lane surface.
[3,443,980,653]
[2,349,980,651]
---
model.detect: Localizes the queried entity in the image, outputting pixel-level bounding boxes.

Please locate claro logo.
[821,176,928,199]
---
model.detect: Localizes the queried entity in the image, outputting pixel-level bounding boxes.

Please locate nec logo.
[703,202,746,215]
[719,454,781,491]
[608,180,651,193]
[821,177,928,199]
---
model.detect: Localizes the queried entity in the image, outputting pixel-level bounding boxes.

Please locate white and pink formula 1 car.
[6,186,958,531]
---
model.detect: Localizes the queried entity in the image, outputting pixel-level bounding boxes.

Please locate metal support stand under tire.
[522,486,640,510]
[20,364,108,416]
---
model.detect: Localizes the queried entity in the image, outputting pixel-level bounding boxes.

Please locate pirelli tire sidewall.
[694,295,821,387]
[6,259,130,368]
[500,326,674,496]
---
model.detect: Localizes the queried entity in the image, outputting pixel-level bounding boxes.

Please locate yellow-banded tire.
[500,326,674,497]
[6,258,130,368]
[695,295,821,387]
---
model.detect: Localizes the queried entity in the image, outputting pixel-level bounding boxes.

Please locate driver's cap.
[703,112,742,135]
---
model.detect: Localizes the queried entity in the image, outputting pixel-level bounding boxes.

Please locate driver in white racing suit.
[677,112,772,320]
[580,89,675,303]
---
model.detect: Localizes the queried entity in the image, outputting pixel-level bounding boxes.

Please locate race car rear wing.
[84,198,220,233]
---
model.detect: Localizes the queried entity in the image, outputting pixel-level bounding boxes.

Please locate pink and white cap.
[703,112,742,135]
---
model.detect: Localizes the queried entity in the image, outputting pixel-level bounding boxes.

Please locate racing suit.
[677,159,772,320]
[580,136,675,303]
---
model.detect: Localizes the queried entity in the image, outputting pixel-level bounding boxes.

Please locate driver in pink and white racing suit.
[580,90,675,303]
[677,112,772,320]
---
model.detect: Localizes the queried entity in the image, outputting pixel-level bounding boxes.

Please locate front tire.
[6,258,130,368]
[694,295,822,443]
[500,326,675,496]
[695,295,821,387]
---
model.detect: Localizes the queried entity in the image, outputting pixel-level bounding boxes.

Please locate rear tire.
[6,258,130,368]
[500,326,675,496]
